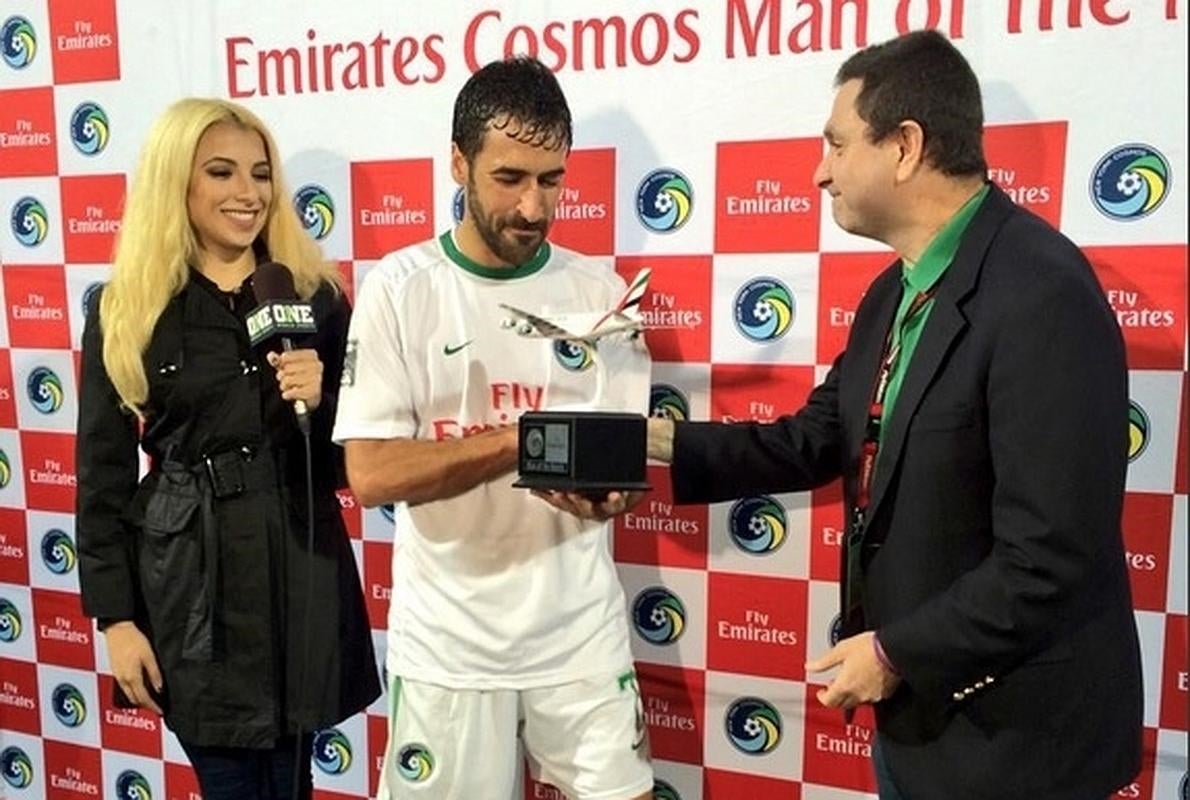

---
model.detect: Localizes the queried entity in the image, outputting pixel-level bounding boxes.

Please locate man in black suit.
[644,29,1143,800]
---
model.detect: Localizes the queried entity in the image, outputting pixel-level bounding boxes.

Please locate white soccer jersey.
[333,231,650,689]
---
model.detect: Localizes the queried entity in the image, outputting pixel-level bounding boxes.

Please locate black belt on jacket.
[201,446,273,499]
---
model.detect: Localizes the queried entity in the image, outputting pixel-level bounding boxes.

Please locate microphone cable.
[290,408,315,799]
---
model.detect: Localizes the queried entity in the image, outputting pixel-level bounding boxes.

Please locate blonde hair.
[100,97,342,414]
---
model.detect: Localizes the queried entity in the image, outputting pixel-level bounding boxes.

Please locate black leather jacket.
[76,270,379,747]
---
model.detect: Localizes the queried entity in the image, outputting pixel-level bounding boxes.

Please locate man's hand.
[532,489,645,521]
[647,417,675,463]
[806,631,901,710]
[267,349,323,411]
[103,622,164,713]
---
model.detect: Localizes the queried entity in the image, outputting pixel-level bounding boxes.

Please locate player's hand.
[267,349,323,411]
[532,489,645,521]
[103,622,164,714]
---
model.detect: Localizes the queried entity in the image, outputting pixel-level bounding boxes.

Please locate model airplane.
[499,268,651,343]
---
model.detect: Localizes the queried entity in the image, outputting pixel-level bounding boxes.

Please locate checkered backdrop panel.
[1,2,1186,799]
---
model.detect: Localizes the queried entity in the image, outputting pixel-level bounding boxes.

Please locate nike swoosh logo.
[443,340,472,356]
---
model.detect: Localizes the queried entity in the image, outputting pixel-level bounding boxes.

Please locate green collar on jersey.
[439,230,551,280]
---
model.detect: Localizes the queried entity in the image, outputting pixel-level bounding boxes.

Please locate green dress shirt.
[878,184,990,445]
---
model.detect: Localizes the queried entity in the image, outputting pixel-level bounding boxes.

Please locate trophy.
[499,268,653,497]
[512,411,649,497]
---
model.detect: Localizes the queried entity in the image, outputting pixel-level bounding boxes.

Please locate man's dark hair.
[837,29,987,177]
[452,56,572,162]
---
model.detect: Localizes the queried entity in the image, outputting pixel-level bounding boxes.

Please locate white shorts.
[377,669,653,800]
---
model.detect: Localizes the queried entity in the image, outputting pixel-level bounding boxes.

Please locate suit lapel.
[863,185,1016,529]
[865,299,966,520]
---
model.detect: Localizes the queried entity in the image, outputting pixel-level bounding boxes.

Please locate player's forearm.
[345,426,519,507]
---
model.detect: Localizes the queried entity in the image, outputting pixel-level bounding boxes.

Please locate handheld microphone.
[247,261,318,434]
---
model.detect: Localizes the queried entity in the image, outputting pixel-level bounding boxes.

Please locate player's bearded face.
[458,123,567,268]
[466,176,549,267]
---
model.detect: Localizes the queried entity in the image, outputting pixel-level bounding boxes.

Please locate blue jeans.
[180,734,313,800]
[872,736,910,800]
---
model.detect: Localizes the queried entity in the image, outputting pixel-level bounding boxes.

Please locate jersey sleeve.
[332,260,419,442]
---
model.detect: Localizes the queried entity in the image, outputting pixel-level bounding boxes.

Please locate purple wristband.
[872,632,900,677]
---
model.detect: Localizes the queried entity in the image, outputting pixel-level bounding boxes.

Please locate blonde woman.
[76,98,379,799]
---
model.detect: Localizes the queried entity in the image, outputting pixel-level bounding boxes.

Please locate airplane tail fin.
[581,267,652,339]
[615,267,651,317]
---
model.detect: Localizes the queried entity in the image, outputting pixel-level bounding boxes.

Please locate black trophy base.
[513,411,649,498]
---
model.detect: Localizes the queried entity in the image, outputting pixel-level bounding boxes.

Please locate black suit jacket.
[671,186,1143,799]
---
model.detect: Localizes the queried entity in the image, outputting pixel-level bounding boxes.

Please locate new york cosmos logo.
[0,598,21,642]
[1,16,36,69]
[728,496,787,554]
[51,683,87,727]
[396,743,435,783]
[451,187,465,223]
[11,196,49,247]
[649,384,690,421]
[82,281,105,319]
[312,728,352,775]
[41,529,77,575]
[115,769,153,800]
[1,746,33,789]
[735,278,795,342]
[0,449,10,489]
[27,366,64,414]
[71,102,110,156]
[653,779,682,800]
[1090,144,1171,220]
[294,184,335,240]
[1127,400,1149,462]
[554,339,594,371]
[828,613,843,646]
[636,168,693,233]
[632,586,686,645]
[725,696,782,755]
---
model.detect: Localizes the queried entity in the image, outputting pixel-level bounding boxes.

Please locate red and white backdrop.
[0,2,1186,798]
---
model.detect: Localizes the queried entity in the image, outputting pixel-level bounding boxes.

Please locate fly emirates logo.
[0,680,34,711]
[555,186,608,221]
[642,290,703,329]
[431,381,543,440]
[722,400,779,424]
[0,118,52,149]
